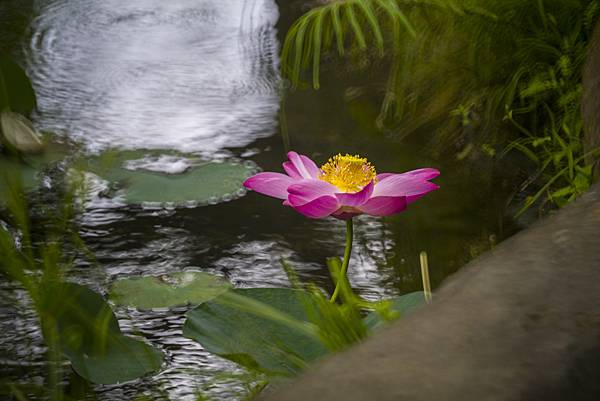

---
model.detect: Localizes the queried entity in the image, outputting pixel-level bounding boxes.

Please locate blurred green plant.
[0,175,163,400]
[192,370,268,401]
[0,53,46,154]
[0,54,59,209]
[502,108,596,216]
[281,0,600,214]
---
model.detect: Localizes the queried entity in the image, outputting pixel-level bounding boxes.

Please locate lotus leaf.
[109,271,232,309]
[84,150,257,206]
[183,288,329,376]
[363,291,427,330]
[41,282,163,384]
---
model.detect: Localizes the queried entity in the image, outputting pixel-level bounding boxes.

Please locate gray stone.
[259,183,600,401]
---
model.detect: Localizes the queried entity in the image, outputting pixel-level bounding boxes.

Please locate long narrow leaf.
[280,23,299,77]
[502,140,540,163]
[331,3,345,55]
[301,17,315,70]
[516,150,599,216]
[345,4,367,49]
[355,0,384,55]
[292,18,311,87]
[383,0,416,38]
[312,9,326,89]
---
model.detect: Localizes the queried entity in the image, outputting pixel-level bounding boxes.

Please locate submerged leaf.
[109,271,232,309]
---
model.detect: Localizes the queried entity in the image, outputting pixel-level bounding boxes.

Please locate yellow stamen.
[320,154,376,193]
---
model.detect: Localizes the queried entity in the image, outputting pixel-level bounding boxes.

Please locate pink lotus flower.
[243,151,439,219]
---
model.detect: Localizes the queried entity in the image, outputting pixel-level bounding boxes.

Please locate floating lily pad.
[183,288,329,376]
[0,55,36,114]
[65,335,163,385]
[41,282,163,384]
[109,271,232,309]
[1,111,44,153]
[83,150,257,206]
[363,291,427,330]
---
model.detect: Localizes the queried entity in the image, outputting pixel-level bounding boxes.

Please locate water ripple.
[25,0,281,156]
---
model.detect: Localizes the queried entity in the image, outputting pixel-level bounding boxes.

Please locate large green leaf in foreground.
[183,288,330,376]
[109,271,232,309]
[42,282,163,384]
[84,150,257,206]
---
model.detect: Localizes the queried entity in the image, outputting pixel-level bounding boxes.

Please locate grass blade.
[355,0,384,55]
[312,9,326,89]
[382,0,416,38]
[345,4,367,49]
[292,18,311,87]
[331,3,345,55]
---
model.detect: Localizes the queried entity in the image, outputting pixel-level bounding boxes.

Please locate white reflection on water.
[26,0,280,155]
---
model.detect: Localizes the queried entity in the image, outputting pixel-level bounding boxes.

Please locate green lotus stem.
[330,218,353,303]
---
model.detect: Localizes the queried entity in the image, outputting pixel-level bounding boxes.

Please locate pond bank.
[259,182,600,401]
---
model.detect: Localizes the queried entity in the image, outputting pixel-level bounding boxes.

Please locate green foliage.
[498,0,600,213]
[503,108,596,215]
[42,282,163,385]
[81,150,257,206]
[363,291,427,329]
[282,0,421,90]
[43,282,121,348]
[0,54,59,205]
[66,334,162,385]
[0,156,40,204]
[0,177,163,391]
[109,271,232,309]
[0,54,36,114]
[282,0,600,213]
[183,261,426,379]
[0,141,72,205]
[193,370,268,401]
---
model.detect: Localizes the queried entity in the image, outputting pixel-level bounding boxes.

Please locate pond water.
[0,0,519,400]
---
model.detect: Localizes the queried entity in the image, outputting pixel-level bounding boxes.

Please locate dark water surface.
[0,0,518,399]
